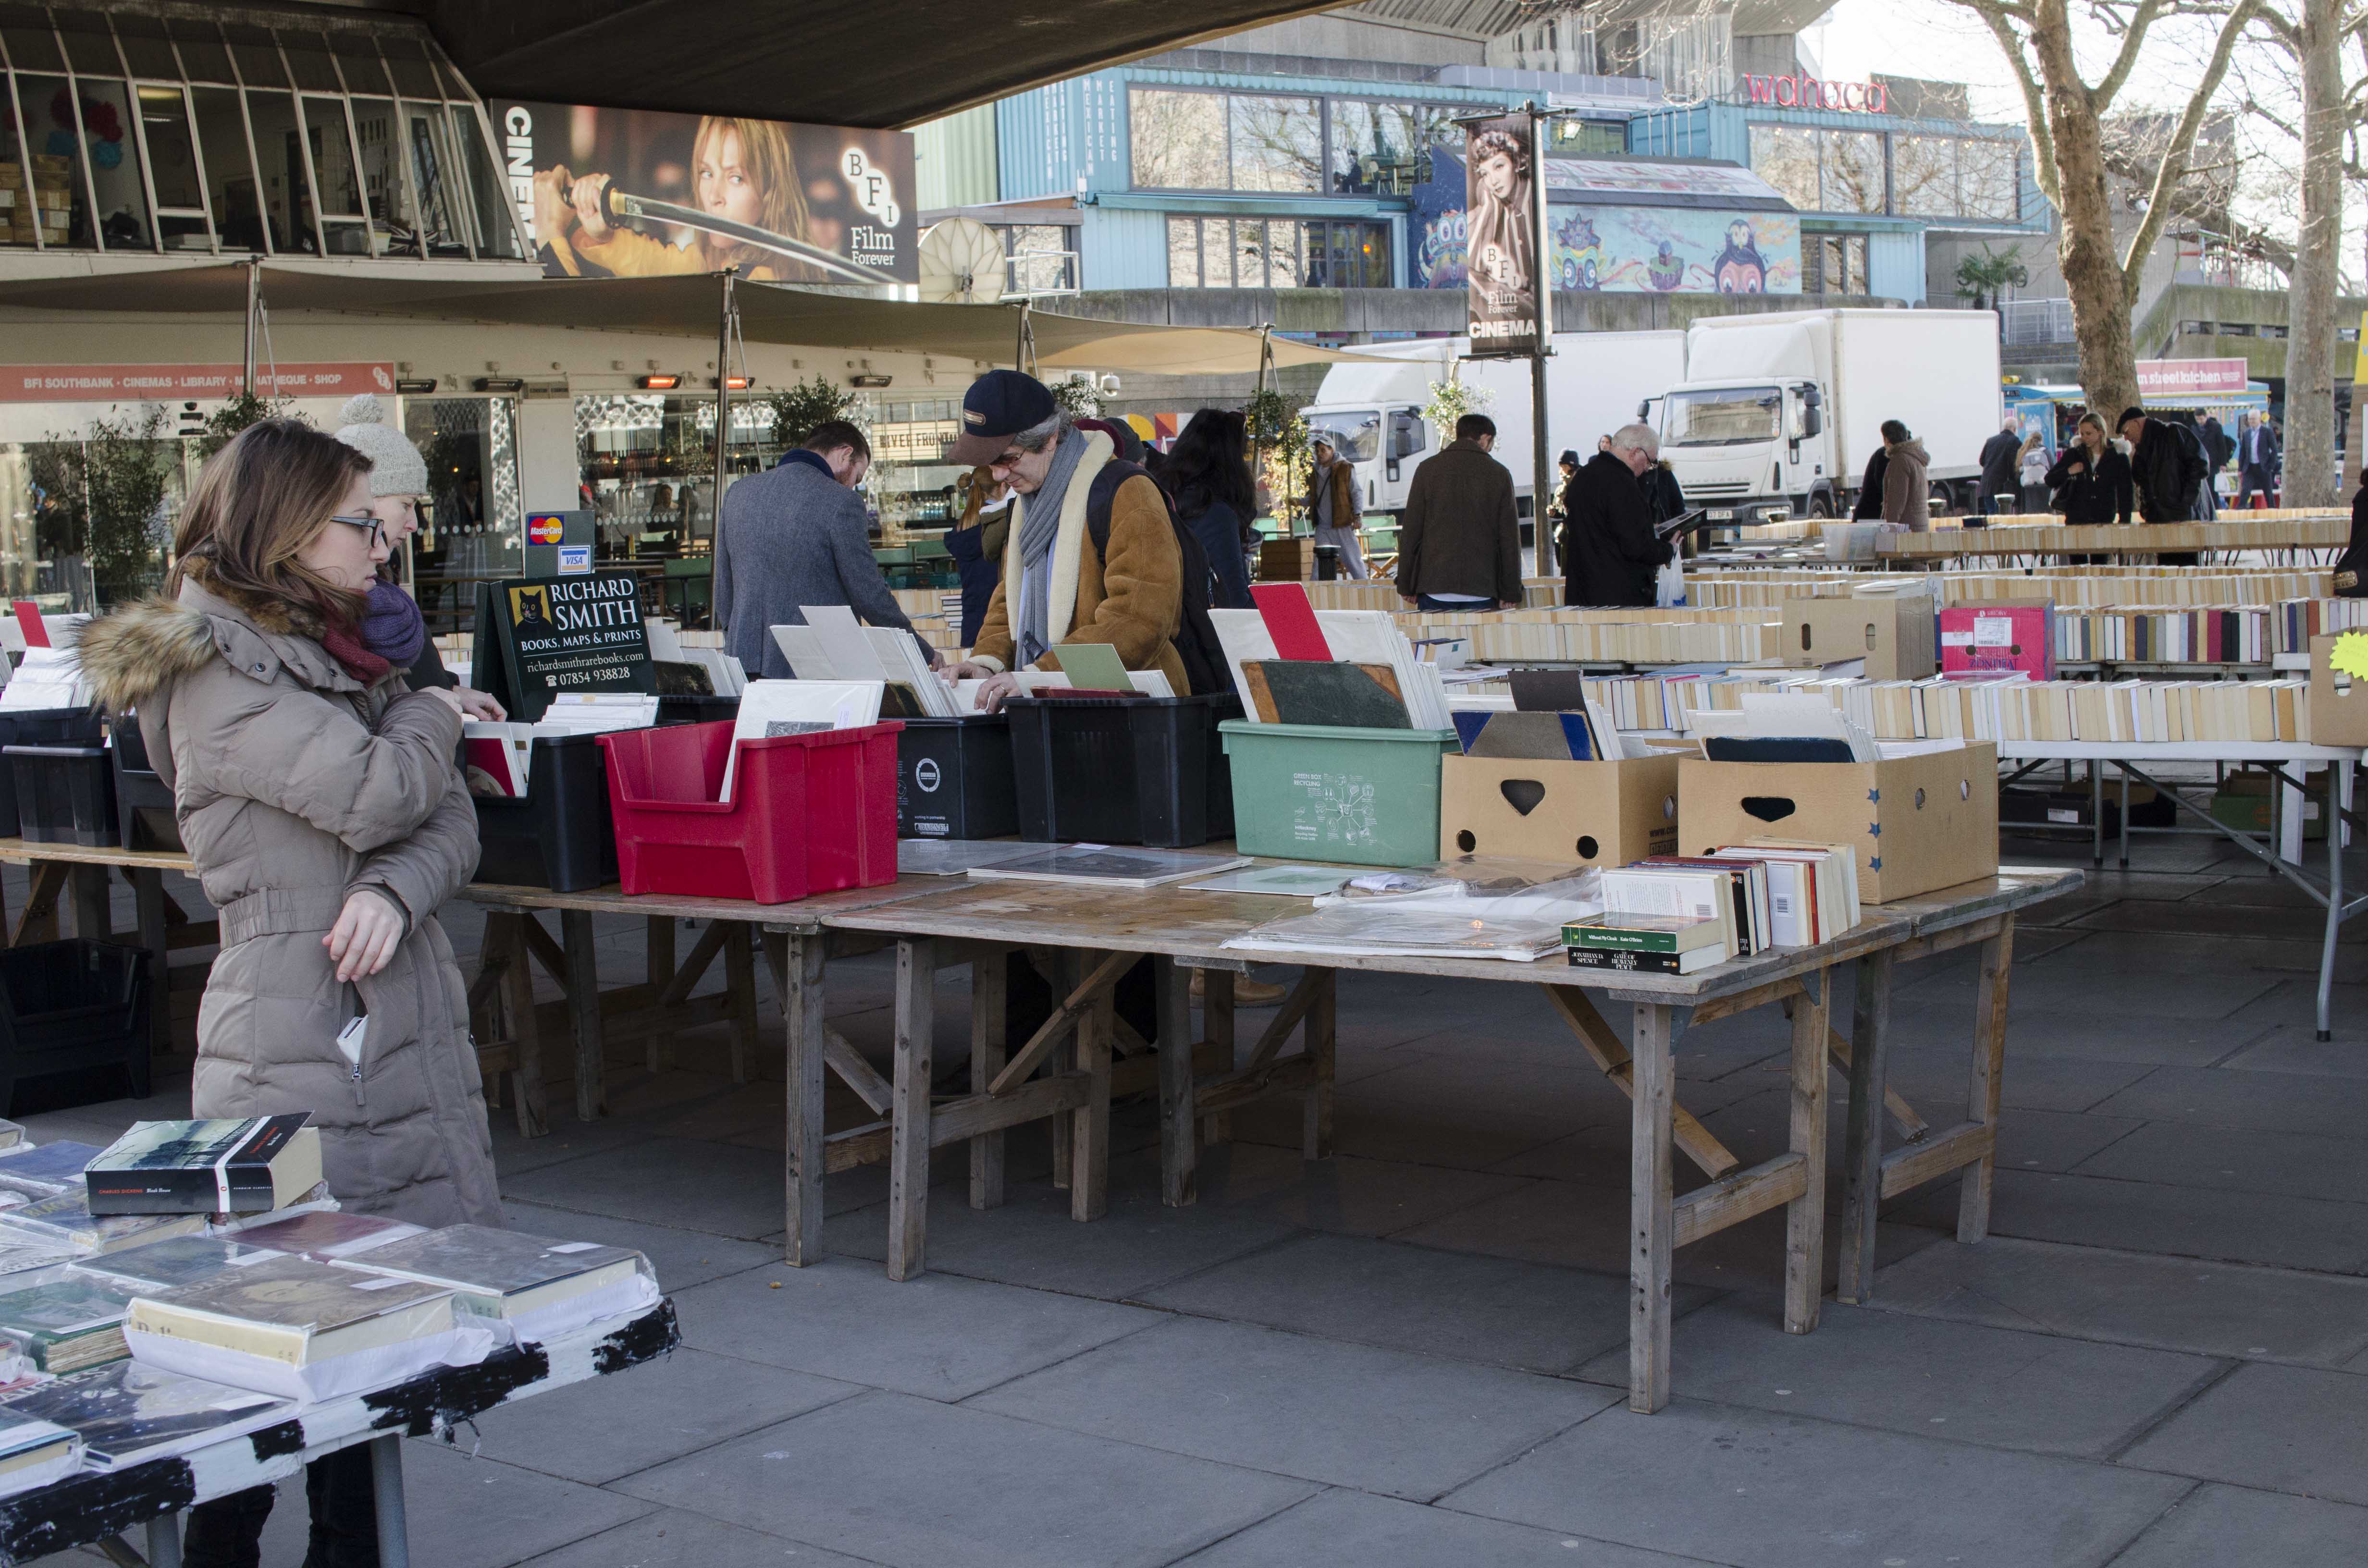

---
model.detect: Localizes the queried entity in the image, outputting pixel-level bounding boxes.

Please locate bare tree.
[1953,0,2260,418]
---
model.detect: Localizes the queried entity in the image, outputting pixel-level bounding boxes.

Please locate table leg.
[645,917,676,1073]
[560,909,604,1122]
[1202,969,1235,1148]
[971,950,1008,1210]
[1303,968,1335,1160]
[145,1512,182,1568]
[1628,1001,1677,1414]
[768,932,827,1267]
[1050,952,1076,1193]
[2118,768,2131,870]
[133,867,168,1069]
[1072,987,1111,1223]
[2089,765,2103,867]
[724,924,756,1085]
[1785,967,1831,1335]
[1836,948,1894,1306]
[10,861,65,947]
[887,936,936,1282]
[2281,766,2306,866]
[69,863,109,942]
[369,1433,408,1568]
[2319,760,2348,1041]
[1956,917,2017,1242]
[496,916,549,1139]
[1155,955,1196,1208]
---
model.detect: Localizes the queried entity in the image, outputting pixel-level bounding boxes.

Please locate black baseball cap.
[946,369,1057,466]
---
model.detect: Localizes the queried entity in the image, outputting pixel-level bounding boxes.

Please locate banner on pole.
[1465,112,1540,358]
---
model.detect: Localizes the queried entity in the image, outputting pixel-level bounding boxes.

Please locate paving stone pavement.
[19,828,2368,1566]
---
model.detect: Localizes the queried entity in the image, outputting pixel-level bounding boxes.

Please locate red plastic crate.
[596,720,902,903]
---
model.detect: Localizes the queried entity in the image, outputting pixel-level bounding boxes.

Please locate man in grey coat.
[714,419,934,677]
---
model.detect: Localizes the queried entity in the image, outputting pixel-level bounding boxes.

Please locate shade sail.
[0,263,1377,376]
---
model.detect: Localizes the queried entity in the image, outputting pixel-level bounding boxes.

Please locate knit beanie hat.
[2117,406,2147,429]
[333,393,429,497]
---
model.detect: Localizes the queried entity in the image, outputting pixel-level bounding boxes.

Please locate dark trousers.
[1416,595,1497,613]
[2236,466,2276,506]
[185,1446,379,1568]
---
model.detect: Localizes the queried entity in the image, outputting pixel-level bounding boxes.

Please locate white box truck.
[1299,330,1687,523]
[1648,308,2002,526]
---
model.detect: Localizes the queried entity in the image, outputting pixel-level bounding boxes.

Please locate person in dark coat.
[1977,416,2022,515]
[2199,413,2231,474]
[1159,408,1256,610]
[2120,406,2209,564]
[1640,457,1690,558]
[1851,444,1889,521]
[2336,470,2368,595]
[1563,423,1673,607]
[2044,413,2133,524]
[1552,449,1580,567]
[942,466,1008,647]
[1394,415,1522,612]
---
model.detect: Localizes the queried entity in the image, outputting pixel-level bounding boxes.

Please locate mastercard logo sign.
[528,514,565,545]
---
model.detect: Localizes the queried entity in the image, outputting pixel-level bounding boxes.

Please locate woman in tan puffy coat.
[77,418,493,1568]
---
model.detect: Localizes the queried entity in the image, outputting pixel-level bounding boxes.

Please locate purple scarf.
[360,578,427,668]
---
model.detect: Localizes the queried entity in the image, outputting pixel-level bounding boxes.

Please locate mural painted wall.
[1417,201,1800,294]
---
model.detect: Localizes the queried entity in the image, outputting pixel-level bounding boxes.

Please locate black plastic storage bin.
[110,713,183,853]
[657,693,740,727]
[0,938,153,1109]
[1008,693,1240,848]
[472,731,619,892]
[7,744,117,847]
[897,716,1018,839]
[0,708,104,839]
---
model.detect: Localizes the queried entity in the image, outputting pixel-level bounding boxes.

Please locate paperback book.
[0,1142,108,1192]
[219,1210,423,1262]
[0,1190,205,1255]
[85,1117,322,1216]
[0,1407,77,1497]
[1,1361,290,1470]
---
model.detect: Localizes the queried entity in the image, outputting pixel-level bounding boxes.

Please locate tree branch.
[1963,0,2063,206]
[2121,0,2261,306]
[2095,0,2167,109]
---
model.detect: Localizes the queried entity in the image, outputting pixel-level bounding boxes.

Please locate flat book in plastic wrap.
[125,1254,489,1404]
[221,1210,424,1262]
[1,1361,290,1470]
[0,1189,206,1254]
[965,846,1251,889]
[0,1406,77,1497]
[0,1275,133,1372]
[72,1236,292,1295]
[0,1142,108,1194]
[334,1225,657,1344]
[85,1117,323,1216]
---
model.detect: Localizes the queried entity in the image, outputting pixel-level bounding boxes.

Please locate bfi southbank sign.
[1741,74,1888,113]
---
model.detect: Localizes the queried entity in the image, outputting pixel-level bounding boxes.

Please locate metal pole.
[711,266,736,627]
[370,1434,410,1568]
[1527,105,1554,581]
[242,257,259,398]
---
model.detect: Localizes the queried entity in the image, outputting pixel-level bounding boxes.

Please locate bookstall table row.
[0,1300,678,1568]
[810,864,2077,1414]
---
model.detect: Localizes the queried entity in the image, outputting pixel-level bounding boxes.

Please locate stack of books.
[332,1225,656,1345]
[123,1253,465,1402]
[1566,840,1860,971]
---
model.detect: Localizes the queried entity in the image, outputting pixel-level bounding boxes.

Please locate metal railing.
[2001,298,2076,346]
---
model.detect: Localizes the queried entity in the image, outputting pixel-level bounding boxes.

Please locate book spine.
[1570,926,1683,953]
[1565,945,1688,974]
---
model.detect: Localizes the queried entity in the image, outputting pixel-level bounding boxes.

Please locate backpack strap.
[1085,459,1146,563]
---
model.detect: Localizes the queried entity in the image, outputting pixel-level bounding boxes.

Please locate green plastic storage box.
[1220,720,1458,868]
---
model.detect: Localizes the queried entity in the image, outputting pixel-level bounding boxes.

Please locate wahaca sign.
[1742,75,1887,113]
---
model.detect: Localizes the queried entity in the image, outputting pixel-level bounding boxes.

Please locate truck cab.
[1653,379,1827,526]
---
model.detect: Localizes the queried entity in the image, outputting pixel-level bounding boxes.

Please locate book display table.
[815,865,2077,1413]
[0,1300,678,1567]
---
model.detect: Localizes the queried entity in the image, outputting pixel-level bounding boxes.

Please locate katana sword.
[567,181,888,288]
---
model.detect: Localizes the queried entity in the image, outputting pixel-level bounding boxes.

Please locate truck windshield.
[1306,410,1381,463]
[1665,388,1782,447]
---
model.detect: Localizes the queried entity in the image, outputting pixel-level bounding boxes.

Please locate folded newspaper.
[1223,862,1604,962]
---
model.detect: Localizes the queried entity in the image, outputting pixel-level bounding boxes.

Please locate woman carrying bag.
[2043,413,2134,525]
[79,419,498,1568]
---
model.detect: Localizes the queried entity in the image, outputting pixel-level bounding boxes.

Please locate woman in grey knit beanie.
[333,393,505,719]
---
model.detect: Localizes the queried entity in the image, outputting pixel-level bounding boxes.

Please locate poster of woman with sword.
[507,102,917,286]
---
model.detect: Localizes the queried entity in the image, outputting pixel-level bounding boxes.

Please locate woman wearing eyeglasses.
[79,419,498,1568]
[334,393,506,720]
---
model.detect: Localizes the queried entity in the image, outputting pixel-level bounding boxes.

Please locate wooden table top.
[0,836,191,870]
[817,863,2080,1005]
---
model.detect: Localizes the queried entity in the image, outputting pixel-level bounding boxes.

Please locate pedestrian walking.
[2044,413,2133,524]
[715,419,933,678]
[79,419,501,1568]
[2236,412,2282,507]
[1394,414,1522,613]
[1307,434,1369,579]
[1551,448,1579,565]
[1879,419,1931,532]
[1978,415,2021,515]
[1161,409,1257,610]
[1562,423,1674,607]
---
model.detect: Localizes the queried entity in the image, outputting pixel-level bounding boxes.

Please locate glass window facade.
[0,4,520,258]
[1132,87,1484,196]
[1809,233,1868,294]
[1750,123,2022,223]
[1166,215,1389,288]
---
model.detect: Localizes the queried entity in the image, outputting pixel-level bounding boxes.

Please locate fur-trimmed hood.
[78,556,362,715]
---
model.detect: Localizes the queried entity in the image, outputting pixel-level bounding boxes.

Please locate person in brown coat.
[943,371,1185,709]
[1394,414,1523,612]
[1878,418,1931,532]
[77,418,495,1568]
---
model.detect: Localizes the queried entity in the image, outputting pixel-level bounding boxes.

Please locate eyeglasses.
[329,513,387,549]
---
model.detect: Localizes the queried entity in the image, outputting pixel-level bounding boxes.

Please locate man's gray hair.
[1011,407,1070,454]
[1611,423,1659,459]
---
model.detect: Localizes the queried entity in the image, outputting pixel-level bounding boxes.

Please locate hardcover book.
[224,1210,423,1262]
[126,1255,455,1372]
[334,1225,650,1332]
[0,1142,109,1193]
[0,1275,135,1372]
[1566,943,1721,975]
[1,1361,290,1470]
[72,1236,289,1295]
[0,1189,205,1254]
[0,1406,76,1495]
[85,1117,322,1216]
